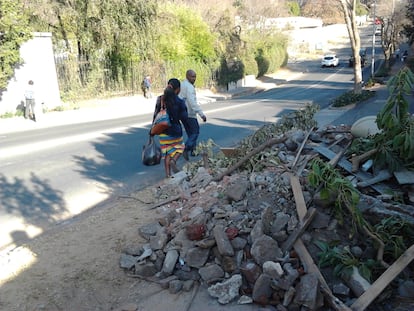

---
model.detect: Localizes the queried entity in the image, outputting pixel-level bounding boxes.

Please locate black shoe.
[183,150,189,161]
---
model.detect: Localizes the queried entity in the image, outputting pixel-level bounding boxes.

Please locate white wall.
[0,32,61,115]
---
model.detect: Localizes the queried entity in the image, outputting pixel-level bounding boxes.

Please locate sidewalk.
[0,91,225,134]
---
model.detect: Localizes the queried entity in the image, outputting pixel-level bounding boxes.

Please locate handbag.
[151,98,171,135]
[142,134,161,166]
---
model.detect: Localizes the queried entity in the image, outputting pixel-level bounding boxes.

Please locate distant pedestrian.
[395,48,400,60]
[141,75,152,98]
[402,50,408,62]
[178,69,207,161]
[24,80,36,122]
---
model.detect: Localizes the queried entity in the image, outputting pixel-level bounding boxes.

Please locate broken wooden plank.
[290,174,308,222]
[213,136,287,181]
[293,238,352,311]
[329,141,352,167]
[282,207,316,253]
[351,148,378,172]
[328,135,347,148]
[357,169,392,188]
[290,174,352,311]
[313,145,389,194]
[296,154,314,176]
[351,244,414,311]
[291,126,314,169]
[220,147,238,158]
[394,169,414,185]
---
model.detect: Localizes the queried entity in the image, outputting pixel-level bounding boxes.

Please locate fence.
[55,55,216,103]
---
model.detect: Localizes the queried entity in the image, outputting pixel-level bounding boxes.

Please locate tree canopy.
[1,0,291,99]
[404,0,414,44]
[0,0,32,90]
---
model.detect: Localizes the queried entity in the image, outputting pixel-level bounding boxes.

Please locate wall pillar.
[0,32,61,115]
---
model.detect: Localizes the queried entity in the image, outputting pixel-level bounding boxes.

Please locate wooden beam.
[351,148,378,172]
[213,136,287,181]
[329,141,352,167]
[351,244,414,311]
[291,127,314,168]
[282,207,316,253]
[289,175,352,311]
[290,174,308,222]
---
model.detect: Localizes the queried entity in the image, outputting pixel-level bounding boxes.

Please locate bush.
[217,57,245,86]
[255,48,270,77]
[331,90,376,107]
[241,55,258,77]
[0,112,16,119]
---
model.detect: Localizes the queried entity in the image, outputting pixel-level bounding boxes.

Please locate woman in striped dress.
[152,78,188,177]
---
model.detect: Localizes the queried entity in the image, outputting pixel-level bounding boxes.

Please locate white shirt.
[179,79,205,119]
[25,84,35,100]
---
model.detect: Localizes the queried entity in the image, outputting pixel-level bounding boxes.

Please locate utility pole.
[371,0,376,79]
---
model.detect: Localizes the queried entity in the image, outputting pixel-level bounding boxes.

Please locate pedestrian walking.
[24,80,36,122]
[395,48,400,60]
[142,75,152,98]
[178,69,207,161]
[402,50,408,62]
[152,78,188,178]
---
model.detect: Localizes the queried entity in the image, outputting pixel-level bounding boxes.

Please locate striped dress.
[159,135,185,158]
[153,95,188,158]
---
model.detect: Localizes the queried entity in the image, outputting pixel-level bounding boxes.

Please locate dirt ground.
[0,189,167,311]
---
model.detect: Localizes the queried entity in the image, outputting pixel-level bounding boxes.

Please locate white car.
[321,54,339,67]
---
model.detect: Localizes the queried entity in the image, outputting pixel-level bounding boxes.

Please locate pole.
[371,0,376,79]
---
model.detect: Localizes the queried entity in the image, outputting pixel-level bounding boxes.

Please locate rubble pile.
[120,118,414,310]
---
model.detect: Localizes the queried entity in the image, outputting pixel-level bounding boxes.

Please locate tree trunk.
[339,0,363,94]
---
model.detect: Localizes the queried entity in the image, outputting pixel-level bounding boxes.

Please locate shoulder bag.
[151,97,171,135]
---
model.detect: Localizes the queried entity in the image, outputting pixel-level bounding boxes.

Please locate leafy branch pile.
[349,67,414,172]
[188,103,319,177]
[308,158,363,235]
[374,67,414,171]
[307,156,414,282]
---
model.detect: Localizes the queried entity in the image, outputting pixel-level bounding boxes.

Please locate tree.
[25,0,157,78]
[287,1,301,16]
[0,0,32,90]
[339,0,363,93]
[154,3,216,64]
[302,0,343,25]
[376,0,407,69]
[403,0,414,44]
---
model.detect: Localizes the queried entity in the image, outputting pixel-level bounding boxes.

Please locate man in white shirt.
[179,69,207,160]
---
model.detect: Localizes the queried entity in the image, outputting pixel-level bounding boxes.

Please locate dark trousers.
[25,99,36,120]
[142,87,151,98]
[182,117,200,152]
